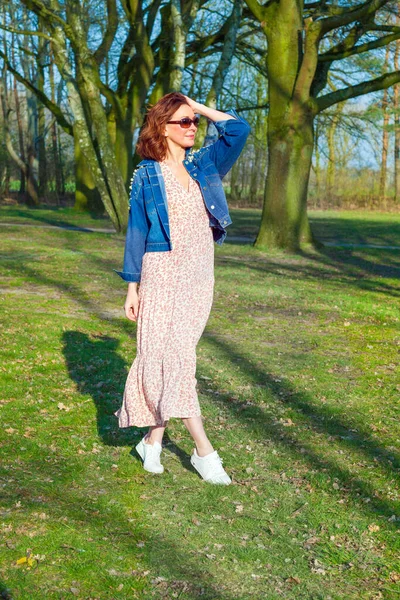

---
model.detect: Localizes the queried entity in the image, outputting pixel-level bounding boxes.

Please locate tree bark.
[11,39,26,195]
[395,8,400,202]
[74,137,104,213]
[379,45,390,206]
[253,3,317,250]
[37,22,48,200]
[255,105,315,249]
[49,50,62,201]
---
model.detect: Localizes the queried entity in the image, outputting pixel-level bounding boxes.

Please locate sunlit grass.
[0,209,399,599]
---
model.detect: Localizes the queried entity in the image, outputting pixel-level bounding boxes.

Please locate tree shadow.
[199,331,400,527]
[61,331,196,476]
[3,254,134,336]
[308,214,400,248]
[0,580,13,600]
[61,331,135,447]
[1,450,238,600]
[228,211,400,249]
[218,244,400,298]
[61,323,400,533]
[2,205,112,230]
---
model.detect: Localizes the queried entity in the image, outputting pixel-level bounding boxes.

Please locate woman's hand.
[183,95,235,123]
[124,282,140,321]
[183,95,200,112]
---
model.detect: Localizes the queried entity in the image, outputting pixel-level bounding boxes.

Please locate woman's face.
[164,104,198,149]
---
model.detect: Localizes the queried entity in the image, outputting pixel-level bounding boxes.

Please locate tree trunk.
[49,18,126,230]
[255,107,316,250]
[74,137,104,213]
[230,158,241,202]
[37,37,48,200]
[250,73,266,204]
[327,114,337,198]
[314,117,321,208]
[169,0,186,91]
[395,9,400,202]
[11,41,26,195]
[379,45,390,206]
[254,6,318,251]
[49,53,62,201]
[147,5,173,106]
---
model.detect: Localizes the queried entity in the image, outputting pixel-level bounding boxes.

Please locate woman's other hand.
[124,282,140,321]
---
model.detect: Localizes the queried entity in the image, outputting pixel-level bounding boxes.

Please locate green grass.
[0,205,111,229]
[0,207,399,599]
[1,205,400,246]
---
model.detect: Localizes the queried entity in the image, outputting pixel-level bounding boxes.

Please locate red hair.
[136,92,191,161]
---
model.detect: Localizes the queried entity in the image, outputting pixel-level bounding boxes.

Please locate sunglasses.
[166,116,200,129]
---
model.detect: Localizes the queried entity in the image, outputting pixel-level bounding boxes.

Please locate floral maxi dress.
[114,160,215,427]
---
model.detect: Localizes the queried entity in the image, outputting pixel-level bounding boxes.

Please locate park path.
[1,221,400,250]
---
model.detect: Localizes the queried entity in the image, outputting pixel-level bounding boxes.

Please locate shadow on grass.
[62,330,138,447]
[3,256,133,337]
[199,332,400,527]
[309,215,400,248]
[229,211,400,248]
[61,325,400,535]
[3,227,399,547]
[1,452,237,600]
[61,330,195,478]
[219,243,400,298]
[0,206,111,229]
[0,580,14,600]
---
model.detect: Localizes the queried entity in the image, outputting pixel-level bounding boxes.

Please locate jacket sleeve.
[113,175,149,283]
[206,108,251,179]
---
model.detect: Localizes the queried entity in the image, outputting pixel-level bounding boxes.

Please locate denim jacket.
[114,108,251,283]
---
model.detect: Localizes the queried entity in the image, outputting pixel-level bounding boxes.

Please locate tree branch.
[242,0,270,23]
[20,0,67,30]
[316,69,400,112]
[93,0,119,65]
[0,23,53,40]
[317,0,391,36]
[145,0,163,39]
[319,30,400,61]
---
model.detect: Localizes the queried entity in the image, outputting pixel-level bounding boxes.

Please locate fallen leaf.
[16,556,36,567]
[285,576,301,584]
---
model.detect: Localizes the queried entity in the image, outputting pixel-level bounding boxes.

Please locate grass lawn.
[0,206,399,599]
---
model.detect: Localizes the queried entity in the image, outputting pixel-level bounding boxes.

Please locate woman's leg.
[145,422,168,445]
[181,416,214,457]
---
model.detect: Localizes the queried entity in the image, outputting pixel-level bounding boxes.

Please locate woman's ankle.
[196,444,214,457]
[145,433,163,446]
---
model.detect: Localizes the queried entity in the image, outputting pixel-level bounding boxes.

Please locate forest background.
[1,0,400,247]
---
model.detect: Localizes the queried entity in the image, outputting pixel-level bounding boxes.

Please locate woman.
[114,92,250,484]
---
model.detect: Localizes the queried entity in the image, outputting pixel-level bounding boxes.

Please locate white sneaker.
[135,435,164,474]
[190,448,232,485]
